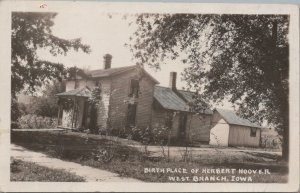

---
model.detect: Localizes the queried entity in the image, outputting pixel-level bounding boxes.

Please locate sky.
[37,11,234,110]
[38,12,188,89]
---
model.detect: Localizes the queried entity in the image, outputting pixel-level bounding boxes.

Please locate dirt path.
[11,144,141,182]
[144,145,281,155]
[131,145,281,163]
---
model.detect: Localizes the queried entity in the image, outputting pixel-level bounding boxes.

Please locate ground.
[11,130,288,183]
[11,158,85,182]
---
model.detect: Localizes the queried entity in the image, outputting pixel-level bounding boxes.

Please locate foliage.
[87,86,102,134]
[151,126,169,145]
[11,12,91,123]
[25,81,65,117]
[129,14,289,160]
[65,66,89,80]
[261,135,282,149]
[18,114,58,129]
[88,86,102,106]
[11,98,22,128]
[92,147,115,163]
[122,125,169,147]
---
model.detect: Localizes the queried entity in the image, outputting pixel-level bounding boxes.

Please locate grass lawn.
[11,159,85,182]
[11,130,288,183]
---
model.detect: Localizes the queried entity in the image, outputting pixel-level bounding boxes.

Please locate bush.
[107,125,170,146]
[113,126,169,146]
[18,114,58,129]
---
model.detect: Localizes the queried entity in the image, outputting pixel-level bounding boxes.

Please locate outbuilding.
[209,108,262,147]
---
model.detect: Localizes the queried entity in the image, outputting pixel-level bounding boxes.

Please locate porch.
[56,87,92,130]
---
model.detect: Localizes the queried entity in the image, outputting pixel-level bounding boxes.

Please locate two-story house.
[56,54,159,135]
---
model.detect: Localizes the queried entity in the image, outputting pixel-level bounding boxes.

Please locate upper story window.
[129,79,139,98]
[250,127,256,137]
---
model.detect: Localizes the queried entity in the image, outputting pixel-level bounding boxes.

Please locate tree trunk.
[271,21,289,162]
[281,104,289,162]
[282,127,289,161]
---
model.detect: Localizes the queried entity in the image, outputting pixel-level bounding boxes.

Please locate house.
[56,54,159,134]
[151,72,213,145]
[56,54,212,144]
[210,108,262,147]
[56,54,263,148]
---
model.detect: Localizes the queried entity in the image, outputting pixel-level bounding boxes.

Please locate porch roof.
[56,87,92,98]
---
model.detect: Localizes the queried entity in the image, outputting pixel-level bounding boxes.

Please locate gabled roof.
[56,87,92,98]
[153,86,212,114]
[215,108,262,128]
[85,65,159,84]
[86,65,137,78]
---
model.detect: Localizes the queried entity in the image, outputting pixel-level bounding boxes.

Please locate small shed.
[210,108,262,147]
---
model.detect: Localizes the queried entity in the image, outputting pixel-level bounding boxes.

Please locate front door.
[126,103,137,128]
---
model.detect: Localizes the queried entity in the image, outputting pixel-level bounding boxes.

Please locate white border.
[0,1,298,192]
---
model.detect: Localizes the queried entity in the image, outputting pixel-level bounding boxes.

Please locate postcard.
[0,1,299,192]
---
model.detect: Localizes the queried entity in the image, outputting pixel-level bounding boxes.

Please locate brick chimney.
[103,54,112,69]
[169,72,177,90]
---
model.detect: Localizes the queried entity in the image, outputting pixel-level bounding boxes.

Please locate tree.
[129,14,289,161]
[26,80,65,117]
[88,86,102,134]
[11,12,91,123]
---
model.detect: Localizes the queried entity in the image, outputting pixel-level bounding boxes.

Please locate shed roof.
[154,86,212,114]
[56,87,92,98]
[215,108,262,128]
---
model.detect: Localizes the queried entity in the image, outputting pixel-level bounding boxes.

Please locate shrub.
[151,126,169,145]
[18,114,58,129]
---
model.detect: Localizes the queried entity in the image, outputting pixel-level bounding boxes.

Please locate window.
[129,79,139,98]
[250,128,256,137]
[126,104,137,127]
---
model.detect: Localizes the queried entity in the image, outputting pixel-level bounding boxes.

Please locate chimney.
[169,72,177,90]
[103,54,112,69]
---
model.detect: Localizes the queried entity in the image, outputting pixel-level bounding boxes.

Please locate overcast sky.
[38,12,188,89]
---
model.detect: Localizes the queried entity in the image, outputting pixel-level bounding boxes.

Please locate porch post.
[57,105,61,127]
[71,97,76,129]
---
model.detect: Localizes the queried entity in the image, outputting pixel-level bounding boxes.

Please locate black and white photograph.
[0,1,299,192]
